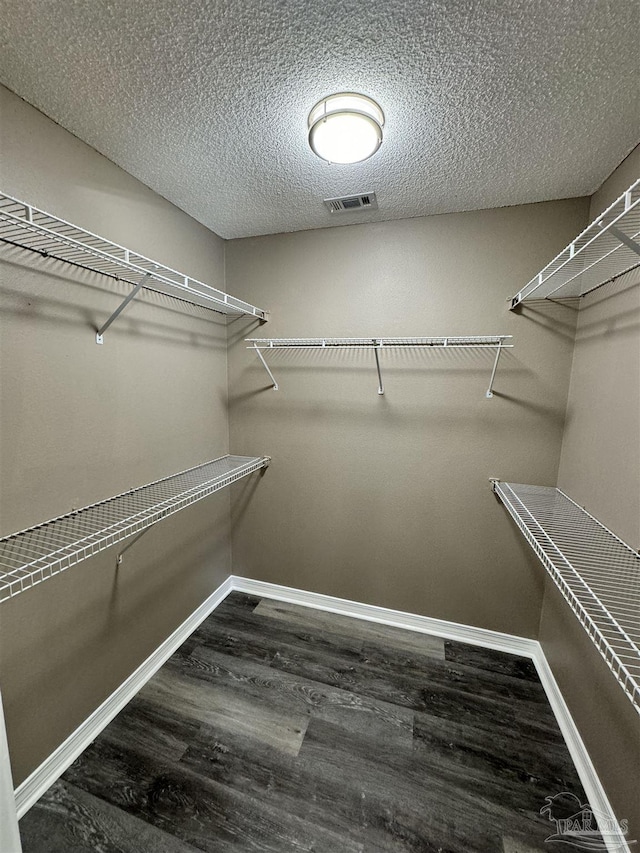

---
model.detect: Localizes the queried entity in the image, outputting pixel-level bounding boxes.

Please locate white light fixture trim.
[308,93,384,164]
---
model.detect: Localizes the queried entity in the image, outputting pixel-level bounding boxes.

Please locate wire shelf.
[247,336,511,348]
[0,455,269,603]
[246,336,512,397]
[510,179,640,307]
[493,482,640,713]
[0,192,267,322]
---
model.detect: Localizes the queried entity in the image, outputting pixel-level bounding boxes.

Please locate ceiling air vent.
[324,192,378,214]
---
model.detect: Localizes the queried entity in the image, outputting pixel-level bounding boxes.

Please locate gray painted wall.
[0,85,234,785]
[226,198,588,637]
[558,145,640,548]
[542,145,640,841]
[2,77,636,842]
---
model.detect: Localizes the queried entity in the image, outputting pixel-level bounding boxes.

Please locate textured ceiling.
[0,0,639,238]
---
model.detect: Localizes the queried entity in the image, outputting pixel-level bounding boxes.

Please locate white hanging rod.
[510,178,640,308]
[0,192,268,341]
[492,481,640,714]
[0,454,270,603]
[246,336,512,398]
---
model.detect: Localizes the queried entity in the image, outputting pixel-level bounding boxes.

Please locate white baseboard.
[1,688,21,853]
[231,576,630,853]
[230,575,540,656]
[13,576,234,819]
[530,649,631,853]
[11,574,628,853]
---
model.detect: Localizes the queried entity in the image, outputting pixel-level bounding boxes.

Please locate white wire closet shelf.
[492,482,640,714]
[246,336,512,398]
[510,179,640,308]
[0,455,269,603]
[0,192,268,340]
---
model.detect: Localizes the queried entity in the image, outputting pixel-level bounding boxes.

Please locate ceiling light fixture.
[308,93,384,165]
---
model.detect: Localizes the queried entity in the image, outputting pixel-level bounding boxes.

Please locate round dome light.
[308,93,384,165]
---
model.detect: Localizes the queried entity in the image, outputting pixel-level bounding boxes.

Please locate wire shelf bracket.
[0,455,270,603]
[510,178,640,308]
[0,192,269,340]
[95,272,151,344]
[246,336,512,398]
[492,481,640,714]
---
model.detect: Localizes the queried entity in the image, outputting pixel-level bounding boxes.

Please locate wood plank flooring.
[19,593,600,852]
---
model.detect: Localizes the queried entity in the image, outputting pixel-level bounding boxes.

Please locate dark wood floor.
[20,593,598,852]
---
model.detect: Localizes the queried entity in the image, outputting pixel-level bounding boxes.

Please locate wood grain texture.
[252,599,446,659]
[19,779,202,853]
[19,592,600,852]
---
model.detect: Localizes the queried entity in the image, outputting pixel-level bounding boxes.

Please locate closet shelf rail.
[246,336,512,397]
[510,178,640,308]
[492,481,640,714]
[0,192,268,339]
[0,455,270,603]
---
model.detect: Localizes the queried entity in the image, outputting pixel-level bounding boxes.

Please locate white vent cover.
[324,193,378,214]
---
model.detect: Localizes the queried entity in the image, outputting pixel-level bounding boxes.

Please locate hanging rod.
[510,178,640,308]
[0,192,268,340]
[246,336,512,398]
[0,455,270,602]
[492,481,640,714]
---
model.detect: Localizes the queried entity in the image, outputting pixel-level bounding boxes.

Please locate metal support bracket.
[373,341,384,395]
[96,273,152,344]
[485,343,503,399]
[116,524,154,567]
[248,337,509,397]
[253,345,279,390]
[607,224,640,257]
